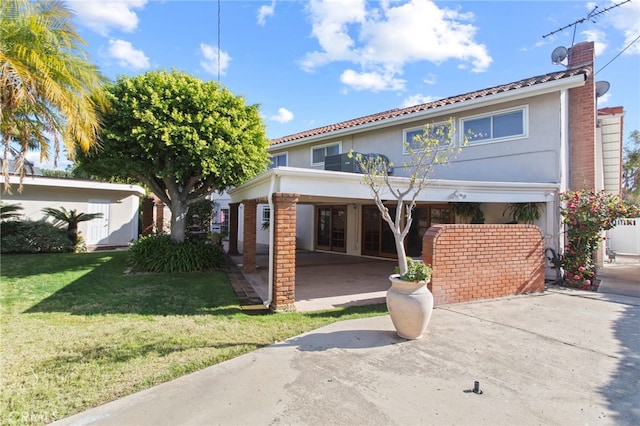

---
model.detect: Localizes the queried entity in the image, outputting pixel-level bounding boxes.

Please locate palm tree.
[42,206,103,245]
[0,202,23,221]
[0,0,108,192]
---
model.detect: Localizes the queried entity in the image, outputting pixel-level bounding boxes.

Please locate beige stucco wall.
[270,93,562,184]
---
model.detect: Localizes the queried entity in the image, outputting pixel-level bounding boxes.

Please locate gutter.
[264,173,277,309]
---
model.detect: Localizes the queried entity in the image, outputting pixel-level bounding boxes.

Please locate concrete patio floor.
[230,248,397,311]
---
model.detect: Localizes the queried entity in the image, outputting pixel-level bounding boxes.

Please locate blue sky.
[38,0,640,167]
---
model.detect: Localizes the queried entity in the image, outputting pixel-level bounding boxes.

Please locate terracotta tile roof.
[270,67,590,146]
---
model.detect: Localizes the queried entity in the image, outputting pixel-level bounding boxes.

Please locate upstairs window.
[311,142,341,166]
[461,107,526,144]
[403,122,453,155]
[269,153,287,169]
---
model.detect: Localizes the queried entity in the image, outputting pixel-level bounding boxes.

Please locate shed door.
[87,200,110,245]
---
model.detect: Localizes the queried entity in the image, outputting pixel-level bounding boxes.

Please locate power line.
[596,33,640,75]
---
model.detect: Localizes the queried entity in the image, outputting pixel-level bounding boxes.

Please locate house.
[216,41,623,311]
[1,175,145,249]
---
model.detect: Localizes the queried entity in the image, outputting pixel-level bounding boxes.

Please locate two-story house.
[222,41,623,311]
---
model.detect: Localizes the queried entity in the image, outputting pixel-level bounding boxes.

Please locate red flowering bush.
[559,190,639,288]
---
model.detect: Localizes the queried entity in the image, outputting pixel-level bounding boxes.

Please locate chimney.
[568,41,595,69]
[568,41,596,190]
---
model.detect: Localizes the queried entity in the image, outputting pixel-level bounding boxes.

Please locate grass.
[0,251,387,425]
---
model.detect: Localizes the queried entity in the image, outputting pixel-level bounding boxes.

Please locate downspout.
[264,173,277,308]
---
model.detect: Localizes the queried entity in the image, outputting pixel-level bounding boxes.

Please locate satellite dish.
[595,81,610,98]
[551,46,568,64]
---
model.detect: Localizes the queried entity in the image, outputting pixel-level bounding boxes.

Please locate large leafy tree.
[0,0,107,191]
[622,130,640,204]
[76,69,270,243]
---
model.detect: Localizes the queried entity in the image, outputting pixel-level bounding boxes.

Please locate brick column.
[271,193,299,312]
[155,200,165,234]
[141,197,154,236]
[242,200,257,273]
[568,41,596,190]
[228,203,239,255]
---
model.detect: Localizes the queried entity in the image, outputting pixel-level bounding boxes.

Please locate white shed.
[1,176,146,248]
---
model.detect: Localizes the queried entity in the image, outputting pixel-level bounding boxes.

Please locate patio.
[228,245,396,311]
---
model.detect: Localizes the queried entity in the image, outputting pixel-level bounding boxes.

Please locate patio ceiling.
[228,167,560,205]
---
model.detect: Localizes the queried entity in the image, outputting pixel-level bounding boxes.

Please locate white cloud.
[268,108,294,123]
[300,0,492,92]
[340,69,404,92]
[68,0,147,36]
[257,1,276,26]
[108,39,150,70]
[597,91,611,105]
[400,94,439,108]
[200,43,231,76]
[605,0,640,55]
[423,73,437,85]
[581,29,607,55]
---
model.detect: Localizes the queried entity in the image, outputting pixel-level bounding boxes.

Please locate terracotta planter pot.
[386,274,434,339]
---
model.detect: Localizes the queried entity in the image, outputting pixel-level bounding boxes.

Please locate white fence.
[607,217,640,255]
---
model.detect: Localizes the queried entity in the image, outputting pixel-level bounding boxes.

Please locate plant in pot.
[350,119,466,339]
[450,202,485,224]
[503,202,541,224]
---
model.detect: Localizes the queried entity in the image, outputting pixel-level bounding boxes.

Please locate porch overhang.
[228,167,560,204]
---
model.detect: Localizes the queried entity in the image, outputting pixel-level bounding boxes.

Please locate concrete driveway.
[598,254,640,298]
[53,289,640,426]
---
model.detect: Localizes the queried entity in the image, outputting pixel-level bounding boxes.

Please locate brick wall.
[271,193,299,312]
[422,224,545,305]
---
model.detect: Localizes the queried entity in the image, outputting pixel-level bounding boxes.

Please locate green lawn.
[0,251,386,425]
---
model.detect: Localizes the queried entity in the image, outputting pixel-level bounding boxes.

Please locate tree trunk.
[68,223,79,245]
[170,198,189,243]
[394,234,408,275]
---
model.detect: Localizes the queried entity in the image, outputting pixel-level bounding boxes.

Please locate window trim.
[269,152,288,169]
[402,121,453,155]
[310,141,342,167]
[459,105,528,145]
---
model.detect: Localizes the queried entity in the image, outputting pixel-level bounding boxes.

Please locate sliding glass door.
[316,206,346,252]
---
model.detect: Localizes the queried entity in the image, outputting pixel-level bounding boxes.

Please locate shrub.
[1,220,74,253]
[394,257,432,282]
[559,190,639,286]
[128,234,224,273]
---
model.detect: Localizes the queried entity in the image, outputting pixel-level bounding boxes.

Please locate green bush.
[1,220,74,253]
[128,234,224,273]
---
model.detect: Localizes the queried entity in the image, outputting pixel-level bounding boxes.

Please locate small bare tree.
[350,119,466,275]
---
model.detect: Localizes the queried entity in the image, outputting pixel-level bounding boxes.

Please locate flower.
[559,190,638,289]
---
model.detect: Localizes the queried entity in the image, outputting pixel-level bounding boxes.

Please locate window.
[403,122,452,154]
[311,142,341,166]
[268,153,287,169]
[461,107,526,144]
[261,205,270,229]
[219,208,229,235]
